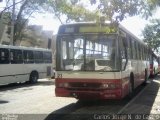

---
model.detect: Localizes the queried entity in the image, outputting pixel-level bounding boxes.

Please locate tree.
[46,0,160,24]
[46,0,100,24]
[86,0,160,52]
[1,0,93,45]
[143,19,160,53]
[142,0,160,53]
[1,0,160,46]
[0,0,47,45]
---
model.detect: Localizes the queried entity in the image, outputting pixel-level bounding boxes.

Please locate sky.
[28,0,160,39]
[28,7,160,39]
[28,13,61,34]
[29,13,148,39]
[121,16,148,39]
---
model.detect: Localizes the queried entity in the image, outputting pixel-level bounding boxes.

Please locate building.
[19,25,53,48]
[0,12,11,45]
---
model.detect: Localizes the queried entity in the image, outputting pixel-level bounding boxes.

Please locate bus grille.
[68,88,102,91]
[69,82,101,89]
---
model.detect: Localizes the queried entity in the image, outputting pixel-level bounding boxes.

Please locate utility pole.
[10,0,15,45]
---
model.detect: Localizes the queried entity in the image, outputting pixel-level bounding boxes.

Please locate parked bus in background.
[55,22,152,100]
[0,45,53,85]
[150,52,160,78]
[158,56,160,73]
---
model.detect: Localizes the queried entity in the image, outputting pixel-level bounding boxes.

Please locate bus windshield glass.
[57,34,121,71]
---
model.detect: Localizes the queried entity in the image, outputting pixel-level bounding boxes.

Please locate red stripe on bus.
[55,78,121,83]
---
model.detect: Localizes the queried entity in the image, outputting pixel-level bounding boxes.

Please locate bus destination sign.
[59,24,118,34]
[79,26,117,33]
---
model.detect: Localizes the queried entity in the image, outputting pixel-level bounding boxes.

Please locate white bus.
[0,45,53,85]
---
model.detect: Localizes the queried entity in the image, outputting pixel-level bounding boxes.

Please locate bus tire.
[128,73,134,98]
[29,72,38,84]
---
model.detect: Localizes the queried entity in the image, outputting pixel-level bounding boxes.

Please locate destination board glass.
[79,26,117,33]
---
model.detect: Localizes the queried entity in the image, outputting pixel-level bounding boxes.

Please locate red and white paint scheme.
[55,23,153,100]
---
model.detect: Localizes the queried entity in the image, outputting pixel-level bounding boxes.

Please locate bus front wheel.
[29,72,38,84]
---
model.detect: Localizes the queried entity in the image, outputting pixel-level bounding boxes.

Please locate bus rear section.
[55,72,124,99]
[149,53,160,78]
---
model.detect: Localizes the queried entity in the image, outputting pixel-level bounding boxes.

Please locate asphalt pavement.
[0,76,160,120]
[119,75,160,120]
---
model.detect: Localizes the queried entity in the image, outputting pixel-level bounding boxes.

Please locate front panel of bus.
[55,24,127,99]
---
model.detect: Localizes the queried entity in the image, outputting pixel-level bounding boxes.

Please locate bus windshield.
[57,34,121,71]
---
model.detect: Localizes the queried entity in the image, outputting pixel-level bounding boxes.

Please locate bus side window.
[120,37,127,70]
[128,37,133,59]
[10,49,23,64]
[132,40,138,60]
[43,52,52,63]
[142,47,144,60]
[139,43,142,60]
[0,48,9,64]
[137,43,141,60]
[34,51,43,63]
[139,44,142,60]
[147,50,150,61]
[23,50,34,64]
[144,48,147,60]
[23,50,27,63]
[28,51,34,63]
[135,42,139,60]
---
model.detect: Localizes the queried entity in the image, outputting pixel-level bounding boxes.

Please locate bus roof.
[118,24,145,46]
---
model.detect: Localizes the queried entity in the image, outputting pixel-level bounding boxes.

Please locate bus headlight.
[101,83,109,88]
[100,83,119,89]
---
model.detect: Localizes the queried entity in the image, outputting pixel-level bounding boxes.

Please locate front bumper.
[55,88,122,99]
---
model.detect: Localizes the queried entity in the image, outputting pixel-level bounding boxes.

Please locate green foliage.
[143,19,160,52]
[13,0,47,44]
[46,0,100,23]
[1,0,160,46]
[89,0,160,21]
[1,0,47,45]
[46,0,160,24]
[147,0,160,7]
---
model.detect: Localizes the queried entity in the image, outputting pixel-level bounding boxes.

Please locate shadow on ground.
[45,80,149,120]
[120,74,160,120]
